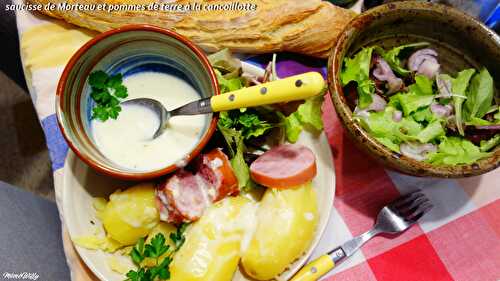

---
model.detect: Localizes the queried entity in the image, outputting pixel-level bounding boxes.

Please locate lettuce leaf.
[416,120,445,143]
[341,47,373,86]
[341,47,374,109]
[397,93,435,116]
[480,134,500,152]
[426,136,492,165]
[465,117,494,126]
[358,106,422,144]
[464,68,494,120]
[283,112,302,143]
[451,69,476,135]
[413,75,434,95]
[374,42,430,76]
[376,137,401,153]
[411,107,436,123]
[217,124,254,191]
[215,69,244,94]
[283,94,325,143]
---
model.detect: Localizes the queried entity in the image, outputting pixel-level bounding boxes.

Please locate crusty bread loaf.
[27,0,356,58]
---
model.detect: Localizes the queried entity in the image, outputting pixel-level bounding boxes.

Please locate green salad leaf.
[283,94,324,143]
[357,80,376,109]
[375,137,401,153]
[413,75,434,96]
[494,106,500,122]
[208,49,241,78]
[411,107,436,123]
[480,134,500,152]
[215,69,244,94]
[464,68,494,120]
[341,47,374,109]
[426,136,492,165]
[283,111,302,143]
[374,42,430,76]
[466,117,494,126]
[451,69,476,135]
[358,106,422,146]
[341,47,373,85]
[416,120,445,143]
[217,124,254,191]
[397,93,435,116]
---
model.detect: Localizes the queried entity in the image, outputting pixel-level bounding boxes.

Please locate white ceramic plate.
[62,129,335,281]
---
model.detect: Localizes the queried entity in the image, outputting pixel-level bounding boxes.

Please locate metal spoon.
[121,72,325,139]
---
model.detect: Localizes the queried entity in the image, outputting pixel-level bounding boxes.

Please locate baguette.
[27,0,356,58]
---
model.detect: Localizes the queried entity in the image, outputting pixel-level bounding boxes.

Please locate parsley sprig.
[88,70,128,121]
[125,224,188,281]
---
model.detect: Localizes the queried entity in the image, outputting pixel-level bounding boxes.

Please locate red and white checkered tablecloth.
[313,97,500,281]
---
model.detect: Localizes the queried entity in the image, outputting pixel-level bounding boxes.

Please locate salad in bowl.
[341,42,499,166]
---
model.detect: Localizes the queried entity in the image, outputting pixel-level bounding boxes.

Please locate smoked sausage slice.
[250,144,316,188]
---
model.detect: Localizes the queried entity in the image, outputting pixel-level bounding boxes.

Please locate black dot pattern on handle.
[228,94,235,101]
[295,79,303,87]
[311,267,317,273]
[260,87,267,95]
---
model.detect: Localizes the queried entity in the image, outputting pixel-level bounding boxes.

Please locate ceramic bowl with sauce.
[57,25,219,180]
[328,2,500,177]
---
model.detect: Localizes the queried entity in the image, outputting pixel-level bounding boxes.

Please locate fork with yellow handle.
[291,190,433,281]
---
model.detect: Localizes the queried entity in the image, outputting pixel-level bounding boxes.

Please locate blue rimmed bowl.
[56,25,220,180]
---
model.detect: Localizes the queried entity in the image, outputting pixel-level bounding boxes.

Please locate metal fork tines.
[329,190,433,263]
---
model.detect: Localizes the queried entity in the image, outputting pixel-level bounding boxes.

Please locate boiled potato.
[170,196,257,281]
[241,183,318,280]
[99,182,160,245]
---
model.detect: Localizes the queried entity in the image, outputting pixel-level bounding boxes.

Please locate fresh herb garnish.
[125,224,188,281]
[88,70,128,121]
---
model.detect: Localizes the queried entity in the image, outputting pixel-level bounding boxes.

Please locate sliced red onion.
[400,142,438,161]
[393,110,403,122]
[430,103,453,118]
[418,59,441,79]
[369,93,387,112]
[474,125,500,130]
[408,49,438,70]
[354,94,387,118]
[354,107,370,119]
[436,75,452,98]
[372,56,403,94]
[408,48,440,79]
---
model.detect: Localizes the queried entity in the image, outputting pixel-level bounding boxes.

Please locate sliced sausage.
[250,144,316,188]
[157,170,211,224]
[156,148,240,224]
[198,148,239,202]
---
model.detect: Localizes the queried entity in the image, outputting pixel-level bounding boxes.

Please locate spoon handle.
[210,72,325,112]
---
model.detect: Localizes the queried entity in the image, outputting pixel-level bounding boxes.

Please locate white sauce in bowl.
[92,71,208,172]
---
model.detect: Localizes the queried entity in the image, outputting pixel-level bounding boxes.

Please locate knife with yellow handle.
[122,72,326,139]
[210,71,325,111]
